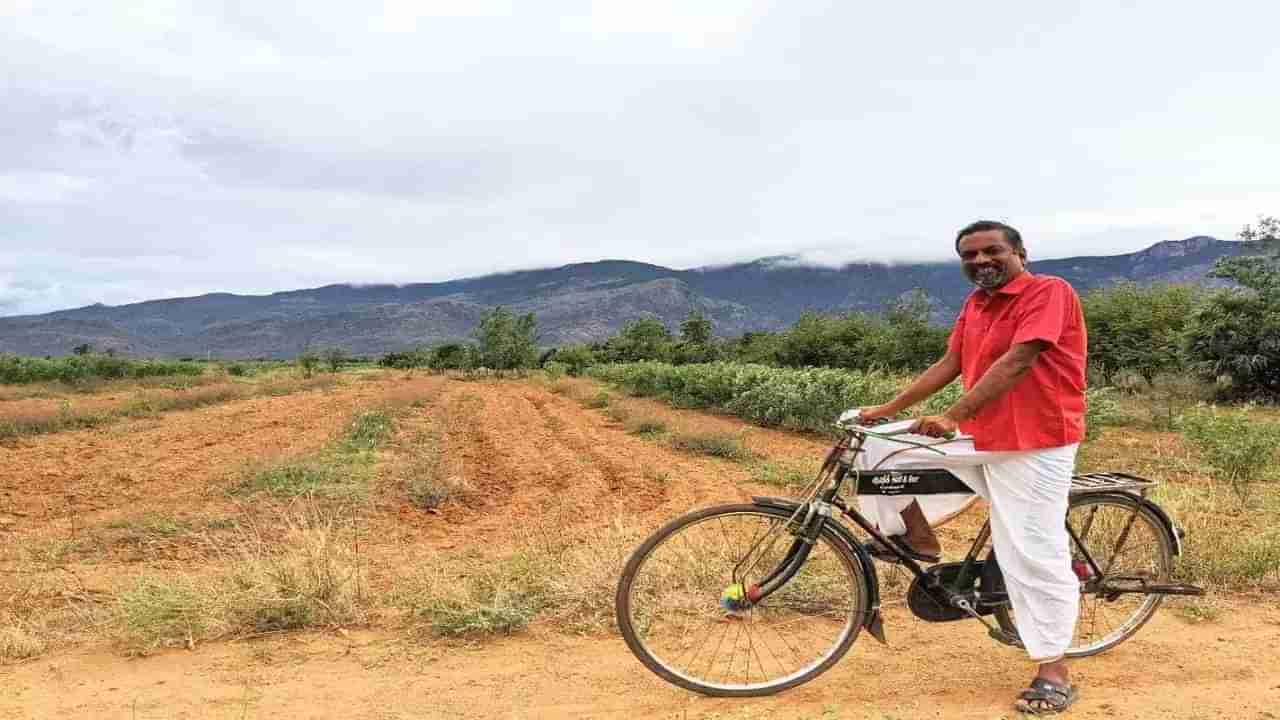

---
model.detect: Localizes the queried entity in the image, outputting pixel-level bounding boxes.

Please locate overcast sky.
[3,1,1279,316]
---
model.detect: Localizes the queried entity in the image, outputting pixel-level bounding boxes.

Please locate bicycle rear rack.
[1069,471,1156,496]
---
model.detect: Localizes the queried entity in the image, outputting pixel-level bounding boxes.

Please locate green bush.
[542,361,568,380]
[590,362,901,435]
[1082,282,1197,385]
[548,345,596,376]
[1176,405,1280,502]
[0,353,203,385]
[1084,387,1126,441]
[1184,290,1280,399]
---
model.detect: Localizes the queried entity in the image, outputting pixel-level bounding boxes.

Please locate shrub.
[1082,282,1197,385]
[543,361,568,380]
[297,351,320,378]
[667,431,754,462]
[1184,290,1280,399]
[1176,405,1280,502]
[584,391,611,409]
[0,353,203,385]
[548,345,596,376]
[1084,387,1126,441]
[626,417,667,437]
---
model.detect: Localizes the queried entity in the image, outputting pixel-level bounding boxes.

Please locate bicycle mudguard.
[750,496,886,645]
[1078,491,1184,556]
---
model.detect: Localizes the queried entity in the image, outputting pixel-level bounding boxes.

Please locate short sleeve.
[947,307,967,354]
[1012,278,1075,347]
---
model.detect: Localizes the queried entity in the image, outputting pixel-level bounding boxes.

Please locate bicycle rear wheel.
[994,493,1174,657]
[615,504,870,697]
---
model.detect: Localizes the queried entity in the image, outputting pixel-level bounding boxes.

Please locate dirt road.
[3,600,1276,719]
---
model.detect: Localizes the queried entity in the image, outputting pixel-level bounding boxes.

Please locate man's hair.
[955,220,1025,259]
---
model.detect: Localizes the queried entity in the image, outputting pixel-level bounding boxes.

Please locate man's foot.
[863,536,941,564]
[900,500,942,557]
[1013,678,1078,715]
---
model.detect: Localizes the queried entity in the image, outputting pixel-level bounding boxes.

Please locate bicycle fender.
[750,496,886,644]
[1081,492,1183,557]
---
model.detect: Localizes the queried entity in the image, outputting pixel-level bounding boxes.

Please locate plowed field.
[1,372,1276,719]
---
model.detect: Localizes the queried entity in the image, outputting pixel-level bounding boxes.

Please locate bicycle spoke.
[620,506,865,693]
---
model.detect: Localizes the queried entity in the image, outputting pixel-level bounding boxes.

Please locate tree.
[549,344,597,376]
[1185,215,1280,398]
[1082,282,1197,385]
[602,317,672,362]
[474,307,538,373]
[323,347,349,372]
[679,310,713,345]
[874,289,949,372]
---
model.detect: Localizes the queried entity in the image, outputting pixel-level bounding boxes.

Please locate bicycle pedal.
[989,628,1024,648]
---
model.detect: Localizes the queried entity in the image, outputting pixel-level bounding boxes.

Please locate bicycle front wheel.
[994,493,1174,657]
[615,504,870,697]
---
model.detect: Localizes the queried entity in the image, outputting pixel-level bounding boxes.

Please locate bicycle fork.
[729,500,831,606]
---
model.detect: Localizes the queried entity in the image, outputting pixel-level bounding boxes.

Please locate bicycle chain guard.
[906,560,1005,623]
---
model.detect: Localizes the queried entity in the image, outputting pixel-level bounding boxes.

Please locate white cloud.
[1,0,1278,316]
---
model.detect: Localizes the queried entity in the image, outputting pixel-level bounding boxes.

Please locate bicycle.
[614,411,1205,697]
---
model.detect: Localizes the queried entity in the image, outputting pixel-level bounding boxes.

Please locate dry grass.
[0,624,47,662]
[583,390,612,409]
[394,505,644,637]
[111,501,366,655]
[0,375,340,442]
[666,430,756,462]
[1081,418,1280,593]
[625,416,667,437]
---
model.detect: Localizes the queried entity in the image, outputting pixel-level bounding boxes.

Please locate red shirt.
[948,272,1087,451]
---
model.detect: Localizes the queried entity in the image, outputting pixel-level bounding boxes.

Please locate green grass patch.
[603,405,629,423]
[584,391,611,409]
[234,462,356,498]
[342,410,395,451]
[749,460,818,489]
[104,513,191,544]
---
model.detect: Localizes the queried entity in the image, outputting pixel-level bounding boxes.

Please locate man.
[852,220,1087,714]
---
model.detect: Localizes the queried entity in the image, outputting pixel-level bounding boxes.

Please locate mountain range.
[0,236,1257,359]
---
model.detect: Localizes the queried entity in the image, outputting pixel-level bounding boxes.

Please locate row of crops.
[587,361,964,436]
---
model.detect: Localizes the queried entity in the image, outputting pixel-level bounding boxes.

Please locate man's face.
[957,229,1026,290]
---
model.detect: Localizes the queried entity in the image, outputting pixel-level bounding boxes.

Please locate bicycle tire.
[615,503,871,697]
[993,493,1174,657]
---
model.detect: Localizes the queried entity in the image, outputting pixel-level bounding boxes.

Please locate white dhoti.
[855,421,1080,662]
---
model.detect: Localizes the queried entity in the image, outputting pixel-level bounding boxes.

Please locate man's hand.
[859,405,895,421]
[910,415,960,438]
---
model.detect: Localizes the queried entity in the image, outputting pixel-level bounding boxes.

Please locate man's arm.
[912,340,1047,436]
[864,350,961,418]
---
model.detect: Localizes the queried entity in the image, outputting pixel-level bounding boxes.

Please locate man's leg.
[855,431,993,556]
[982,445,1080,704]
